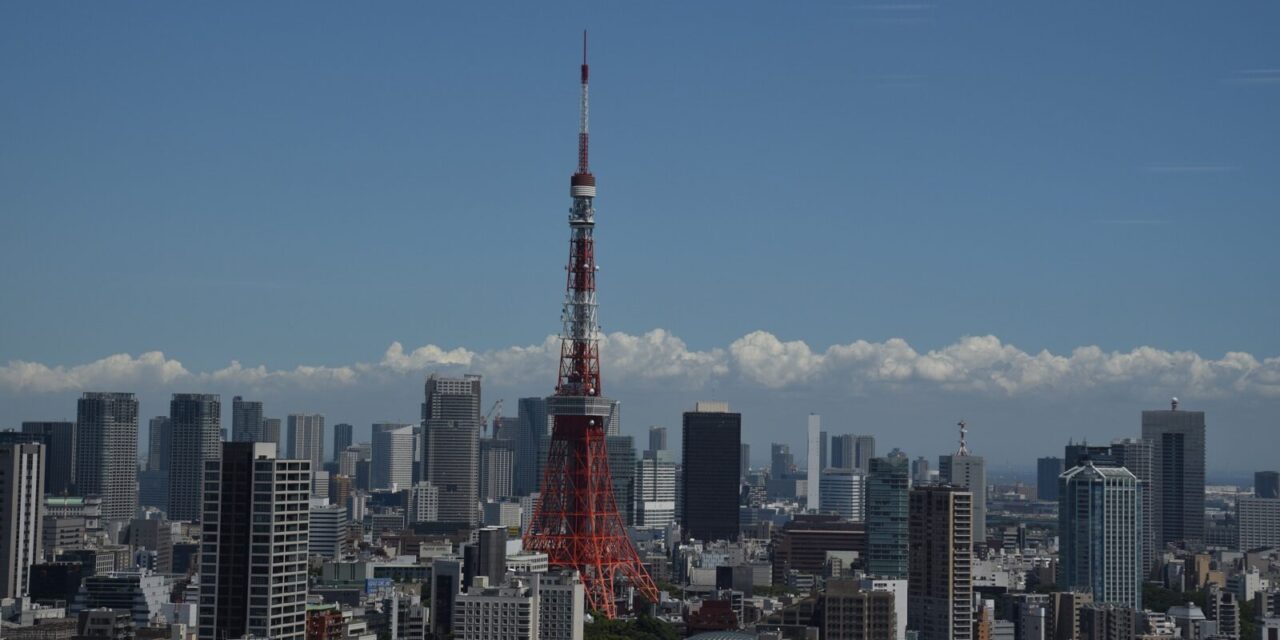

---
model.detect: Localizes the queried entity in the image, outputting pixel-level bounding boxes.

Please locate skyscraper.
[908,485,974,640]
[771,443,794,477]
[421,374,482,528]
[199,442,309,640]
[681,403,741,542]
[513,397,547,497]
[0,442,43,599]
[1256,471,1280,499]
[648,426,667,453]
[606,435,637,525]
[866,456,910,579]
[168,393,221,522]
[332,423,353,460]
[741,443,750,479]
[854,436,877,473]
[75,392,138,521]
[1058,462,1143,609]
[287,413,325,470]
[939,423,987,547]
[831,435,855,471]
[1237,496,1280,550]
[1037,457,1064,501]
[635,449,676,528]
[819,430,829,471]
[261,417,281,449]
[230,396,262,443]
[1108,437,1155,569]
[21,421,75,496]
[480,437,516,500]
[1142,401,1206,548]
[807,414,821,510]
[146,416,170,473]
[371,425,415,491]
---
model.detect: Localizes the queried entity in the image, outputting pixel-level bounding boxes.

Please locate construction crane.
[483,399,504,437]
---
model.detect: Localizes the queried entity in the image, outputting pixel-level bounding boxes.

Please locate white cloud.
[380,342,475,373]
[0,351,189,393]
[3,331,1279,399]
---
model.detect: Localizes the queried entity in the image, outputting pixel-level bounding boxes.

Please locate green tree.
[585,613,679,640]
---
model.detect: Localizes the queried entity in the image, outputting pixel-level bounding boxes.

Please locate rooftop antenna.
[957,420,970,456]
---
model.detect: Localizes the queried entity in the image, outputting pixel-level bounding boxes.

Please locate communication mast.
[522,32,660,619]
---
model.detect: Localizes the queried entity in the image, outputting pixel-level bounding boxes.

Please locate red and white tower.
[523,32,660,618]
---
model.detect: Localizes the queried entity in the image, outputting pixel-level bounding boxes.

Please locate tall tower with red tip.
[523,32,660,619]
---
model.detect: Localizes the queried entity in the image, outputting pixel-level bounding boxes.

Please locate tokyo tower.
[522,32,661,618]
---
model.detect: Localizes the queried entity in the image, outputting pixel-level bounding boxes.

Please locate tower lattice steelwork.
[523,32,660,619]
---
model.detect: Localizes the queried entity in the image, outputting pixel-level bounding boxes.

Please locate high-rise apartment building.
[421,375,482,528]
[230,396,263,443]
[199,442,310,640]
[634,449,676,528]
[1237,497,1280,550]
[146,417,169,473]
[1058,462,1143,609]
[479,438,515,501]
[372,425,415,491]
[820,469,865,522]
[75,392,139,521]
[0,442,44,598]
[20,422,74,496]
[1142,402,1206,548]
[262,418,281,449]
[866,456,910,579]
[1256,471,1280,500]
[287,414,325,470]
[908,485,973,640]
[1037,457,1064,502]
[168,393,221,522]
[939,452,987,547]
[332,423,353,460]
[681,403,741,542]
[807,415,822,511]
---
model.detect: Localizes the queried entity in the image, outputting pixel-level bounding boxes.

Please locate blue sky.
[2,2,1278,470]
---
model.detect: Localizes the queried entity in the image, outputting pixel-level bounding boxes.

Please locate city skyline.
[3,2,1279,471]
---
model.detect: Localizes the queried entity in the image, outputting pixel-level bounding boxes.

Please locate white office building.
[634,450,676,528]
[372,426,415,491]
[409,482,440,523]
[454,575,539,640]
[539,571,585,640]
[820,469,865,522]
[309,504,347,560]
